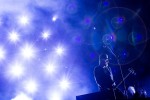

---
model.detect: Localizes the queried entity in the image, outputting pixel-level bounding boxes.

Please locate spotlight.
[11,92,32,100]
[50,92,62,100]
[20,43,36,60]
[23,79,38,94]
[59,78,70,90]
[8,62,25,79]
[45,63,55,75]
[52,94,61,100]
[55,45,65,56]
[52,15,58,22]
[18,15,30,26]
[8,30,20,43]
[41,30,51,40]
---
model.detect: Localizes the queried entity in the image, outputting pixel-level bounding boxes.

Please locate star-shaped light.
[59,78,70,90]
[18,15,30,26]
[20,43,37,60]
[55,45,65,56]
[8,31,20,43]
[52,15,58,22]
[8,62,25,79]
[41,30,51,40]
[45,63,55,75]
[23,79,39,94]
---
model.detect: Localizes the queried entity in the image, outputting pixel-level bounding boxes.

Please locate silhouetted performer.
[94,53,125,100]
[94,53,115,90]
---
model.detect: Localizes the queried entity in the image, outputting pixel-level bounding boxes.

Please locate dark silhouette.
[94,53,115,90]
[94,53,125,100]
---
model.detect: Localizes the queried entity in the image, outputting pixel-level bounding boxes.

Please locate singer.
[94,53,115,91]
[94,53,125,100]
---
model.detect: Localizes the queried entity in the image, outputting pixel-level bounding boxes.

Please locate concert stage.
[76,92,150,100]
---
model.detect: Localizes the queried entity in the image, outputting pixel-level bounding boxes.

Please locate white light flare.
[8,62,25,79]
[52,15,58,22]
[8,31,20,43]
[11,92,32,100]
[41,30,51,40]
[18,15,30,26]
[51,92,62,100]
[55,45,65,56]
[59,78,70,90]
[23,79,39,94]
[20,43,36,60]
[0,46,6,61]
[45,63,56,75]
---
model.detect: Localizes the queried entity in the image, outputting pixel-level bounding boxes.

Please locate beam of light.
[55,45,65,56]
[11,92,32,100]
[20,43,36,60]
[8,30,20,43]
[59,78,70,90]
[18,15,30,26]
[41,30,51,40]
[7,62,25,79]
[0,46,6,61]
[52,15,58,22]
[23,79,39,94]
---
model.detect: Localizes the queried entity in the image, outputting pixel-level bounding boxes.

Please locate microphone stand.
[104,44,128,99]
